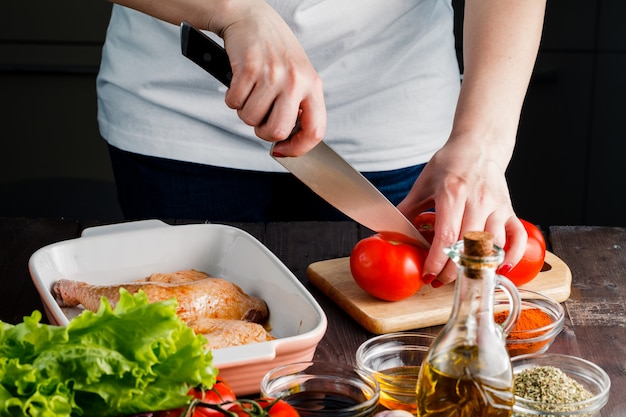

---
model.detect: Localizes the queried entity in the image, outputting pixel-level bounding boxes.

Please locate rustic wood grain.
[549,226,626,417]
[307,251,572,334]
[262,221,372,366]
[1,219,624,416]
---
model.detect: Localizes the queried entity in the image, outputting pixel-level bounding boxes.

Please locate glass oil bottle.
[416,231,521,416]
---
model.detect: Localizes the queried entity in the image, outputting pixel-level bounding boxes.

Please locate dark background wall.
[454,0,626,228]
[0,1,120,220]
[1,1,625,228]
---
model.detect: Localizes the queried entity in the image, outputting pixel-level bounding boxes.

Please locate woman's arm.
[107,0,326,155]
[398,0,547,285]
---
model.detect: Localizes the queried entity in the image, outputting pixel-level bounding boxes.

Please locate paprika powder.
[494,308,553,356]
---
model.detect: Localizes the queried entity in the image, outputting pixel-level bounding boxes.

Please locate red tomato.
[159,377,237,417]
[503,219,547,286]
[349,233,426,301]
[225,398,299,417]
[413,211,436,244]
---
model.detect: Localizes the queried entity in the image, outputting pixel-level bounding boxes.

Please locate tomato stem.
[189,397,284,416]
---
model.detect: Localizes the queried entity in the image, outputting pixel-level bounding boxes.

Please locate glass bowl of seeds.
[511,353,611,416]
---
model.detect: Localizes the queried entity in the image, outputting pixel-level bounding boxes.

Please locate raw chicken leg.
[53,270,269,324]
[189,317,276,349]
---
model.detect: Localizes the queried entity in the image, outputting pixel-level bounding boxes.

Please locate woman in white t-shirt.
[97,0,546,286]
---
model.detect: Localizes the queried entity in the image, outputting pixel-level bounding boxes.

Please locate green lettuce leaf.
[0,289,217,417]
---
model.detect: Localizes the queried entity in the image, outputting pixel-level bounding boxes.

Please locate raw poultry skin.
[190,318,275,350]
[53,270,270,326]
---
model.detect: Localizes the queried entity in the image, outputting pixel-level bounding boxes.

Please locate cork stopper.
[463,231,494,257]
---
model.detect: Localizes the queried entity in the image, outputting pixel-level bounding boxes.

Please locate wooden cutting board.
[307,251,571,334]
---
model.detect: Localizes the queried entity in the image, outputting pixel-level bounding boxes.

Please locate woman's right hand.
[208,0,327,156]
[113,0,327,156]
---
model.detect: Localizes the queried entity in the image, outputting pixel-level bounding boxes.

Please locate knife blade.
[270,141,430,247]
[180,21,430,248]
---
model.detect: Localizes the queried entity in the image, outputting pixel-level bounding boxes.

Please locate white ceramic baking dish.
[28,220,327,395]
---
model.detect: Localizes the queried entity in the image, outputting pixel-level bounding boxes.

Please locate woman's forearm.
[451,0,547,161]
[106,0,263,36]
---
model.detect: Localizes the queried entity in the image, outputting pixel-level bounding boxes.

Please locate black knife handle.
[180,21,233,87]
[180,21,302,139]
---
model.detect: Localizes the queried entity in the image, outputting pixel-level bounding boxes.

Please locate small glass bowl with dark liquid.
[260,361,380,416]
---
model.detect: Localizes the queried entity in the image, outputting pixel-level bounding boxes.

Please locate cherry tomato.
[413,211,436,244]
[225,398,299,417]
[159,377,237,417]
[349,233,426,301]
[503,219,546,286]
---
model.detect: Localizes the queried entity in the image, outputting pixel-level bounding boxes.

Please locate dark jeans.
[108,144,425,222]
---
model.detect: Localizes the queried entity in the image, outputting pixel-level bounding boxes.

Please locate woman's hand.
[397,136,527,286]
[111,0,327,156]
[209,0,326,156]
[397,0,545,287]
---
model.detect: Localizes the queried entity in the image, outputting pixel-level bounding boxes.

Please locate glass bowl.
[355,332,435,413]
[260,361,379,417]
[494,288,565,357]
[512,353,610,416]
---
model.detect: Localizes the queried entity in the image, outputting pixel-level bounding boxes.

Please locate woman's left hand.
[397,135,527,287]
[397,0,546,287]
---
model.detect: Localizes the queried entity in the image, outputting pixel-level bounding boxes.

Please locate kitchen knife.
[180,21,430,248]
[270,141,430,247]
[180,21,232,86]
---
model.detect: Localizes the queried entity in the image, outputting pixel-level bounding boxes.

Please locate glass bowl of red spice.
[494,289,565,357]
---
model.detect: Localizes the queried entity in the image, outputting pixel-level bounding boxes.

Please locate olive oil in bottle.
[417,346,514,416]
[416,232,521,417]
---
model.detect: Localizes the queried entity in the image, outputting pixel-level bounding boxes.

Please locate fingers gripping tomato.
[349,233,426,301]
[502,219,547,286]
[410,211,546,286]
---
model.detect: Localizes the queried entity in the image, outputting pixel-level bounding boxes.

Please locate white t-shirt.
[97,0,460,172]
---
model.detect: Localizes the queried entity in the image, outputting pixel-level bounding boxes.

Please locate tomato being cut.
[502,218,546,286]
[349,233,427,301]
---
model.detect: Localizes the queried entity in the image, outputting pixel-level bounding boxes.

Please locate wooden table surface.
[1,217,624,416]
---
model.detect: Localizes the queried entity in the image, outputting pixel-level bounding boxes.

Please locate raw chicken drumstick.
[53,269,269,324]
